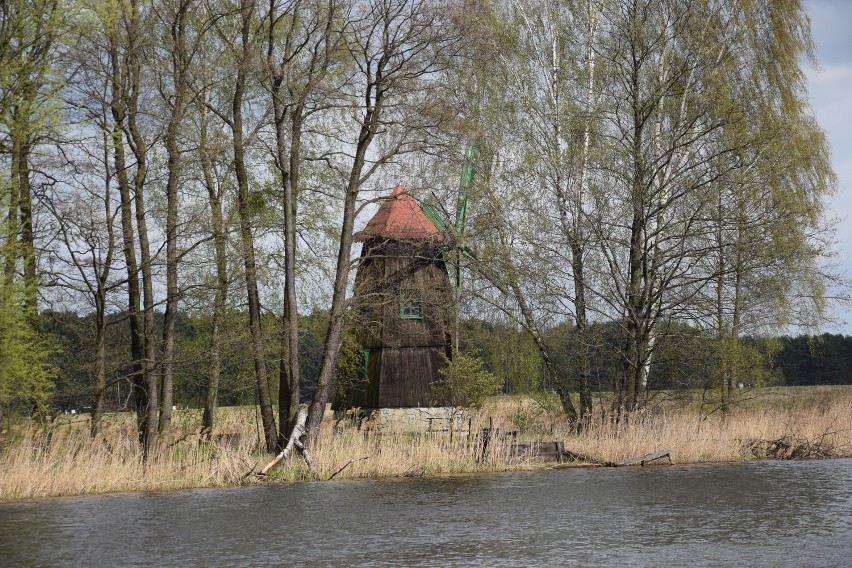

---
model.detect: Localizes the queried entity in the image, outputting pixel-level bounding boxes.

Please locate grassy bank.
[2,386,850,501]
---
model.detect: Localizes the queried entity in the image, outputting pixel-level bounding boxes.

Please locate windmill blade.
[455,140,481,239]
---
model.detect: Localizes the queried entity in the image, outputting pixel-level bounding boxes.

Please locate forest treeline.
[1,0,845,454]
[40,309,852,414]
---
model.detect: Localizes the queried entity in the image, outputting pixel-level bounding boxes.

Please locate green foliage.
[430,352,502,409]
[332,320,365,402]
[774,334,852,386]
[0,282,54,417]
[171,311,259,408]
[40,311,101,411]
[461,319,541,393]
[714,336,778,389]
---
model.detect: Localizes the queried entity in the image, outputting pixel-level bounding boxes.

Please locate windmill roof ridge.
[355,184,446,242]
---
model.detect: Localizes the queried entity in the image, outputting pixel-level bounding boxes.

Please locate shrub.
[431,353,502,409]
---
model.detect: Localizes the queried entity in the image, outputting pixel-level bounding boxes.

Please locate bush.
[430,352,502,409]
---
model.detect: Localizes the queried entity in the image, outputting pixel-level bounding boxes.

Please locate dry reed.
[1,386,850,501]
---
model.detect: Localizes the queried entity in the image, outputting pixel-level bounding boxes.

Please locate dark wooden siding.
[379,243,452,349]
[378,347,445,407]
[336,238,454,409]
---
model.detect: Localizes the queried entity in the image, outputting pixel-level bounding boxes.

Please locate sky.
[805,0,852,335]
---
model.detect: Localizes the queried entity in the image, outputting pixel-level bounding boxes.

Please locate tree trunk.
[14,135,37,317]
[4,139,21,287]
[116,0,158,454]
[501,229,579,426]
[273,96,304,441]
[90,311,107,437]
[621,33,650,416]
[232,0,277,453]
[303,171,361,446]
[90,128,115,437]
[234,126,277,453]
[570,243,593,422]
[108,24,147,449]
[304,99,382,446]
[159,0,191,434]
[199,100,227,437]
[129,71,158,455]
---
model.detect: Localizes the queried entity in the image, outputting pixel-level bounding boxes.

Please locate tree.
[0,0,64,432]
[486,0,602,422]
[194,41,232,437]
[304,0,463,444]
[676,0,834,410]
[588,0,834,416]
[154,0,197,433]
[263,0,344,442]
[86,0,162,453]
[212,0,278,452]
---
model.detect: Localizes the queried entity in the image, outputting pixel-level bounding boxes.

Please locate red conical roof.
[355,185,444,242]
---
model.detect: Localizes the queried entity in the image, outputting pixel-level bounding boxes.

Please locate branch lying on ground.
[328,456,371,480]
[242,460,260,479]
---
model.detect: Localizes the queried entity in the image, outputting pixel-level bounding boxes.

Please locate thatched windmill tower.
[334,185,455,409]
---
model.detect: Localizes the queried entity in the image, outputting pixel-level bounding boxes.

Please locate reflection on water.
[1,459,850,567]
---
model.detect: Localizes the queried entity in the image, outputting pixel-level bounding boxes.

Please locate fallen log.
[616,449,672,466]
[257,408,316,476]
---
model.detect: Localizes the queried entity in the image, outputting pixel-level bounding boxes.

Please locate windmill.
[333,142,480,411]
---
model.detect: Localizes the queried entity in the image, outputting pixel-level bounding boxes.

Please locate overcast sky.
[805,0,852,334]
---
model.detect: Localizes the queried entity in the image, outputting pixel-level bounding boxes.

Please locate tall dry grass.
[1,386,850,501]
[0,407,522,500]
[0,407,263,500]
[491,386,852,464]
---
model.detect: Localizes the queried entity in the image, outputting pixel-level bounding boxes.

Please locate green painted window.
[398,289,423,319]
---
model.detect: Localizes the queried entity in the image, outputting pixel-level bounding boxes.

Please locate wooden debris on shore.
[478,427,672,466]
[328,456,370,480]
[743,435,837,460]
[510,441,568,463]
[477,428,568,463]
[615,448,672,466]
[479,428,569,463]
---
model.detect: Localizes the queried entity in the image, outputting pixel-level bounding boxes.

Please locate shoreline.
[2,386,850,501]
[5,454,852,505]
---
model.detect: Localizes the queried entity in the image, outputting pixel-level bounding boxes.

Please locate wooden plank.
[617,449,672,466]
[510,441,565,463]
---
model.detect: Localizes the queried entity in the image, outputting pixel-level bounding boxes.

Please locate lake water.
[1,459,851,567]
